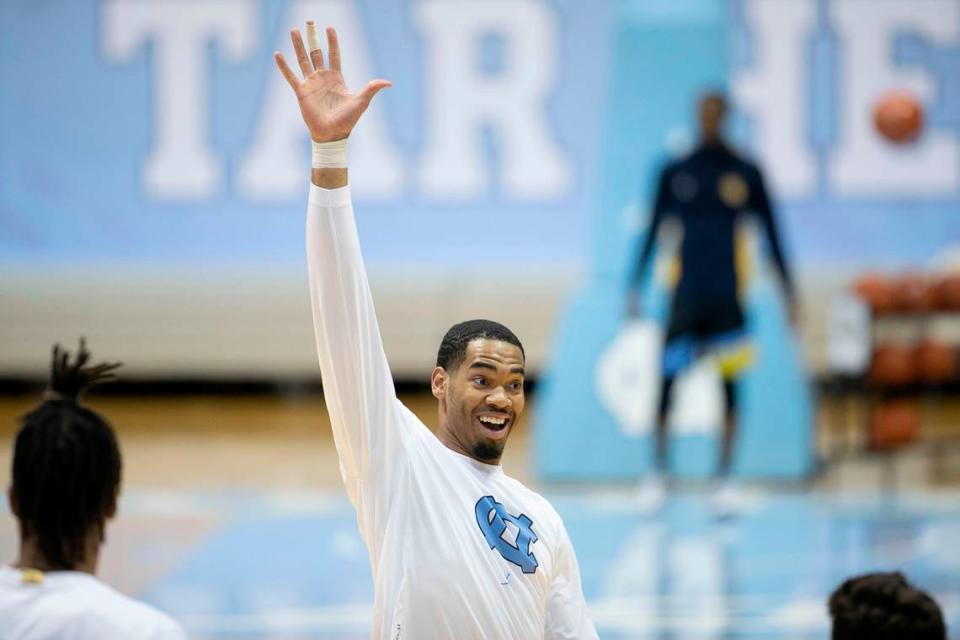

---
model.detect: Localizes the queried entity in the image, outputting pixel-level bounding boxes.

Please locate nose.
[486,386,511,410]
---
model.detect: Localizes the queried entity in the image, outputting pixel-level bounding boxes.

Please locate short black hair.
[436,319,524,371]
[12,339,123,570]
[829,572,946,640]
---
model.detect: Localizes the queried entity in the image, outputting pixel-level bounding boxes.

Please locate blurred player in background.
[829,572,947,640]
[0,340,186,639]
[275,22,597,639]
[628,91,797,514]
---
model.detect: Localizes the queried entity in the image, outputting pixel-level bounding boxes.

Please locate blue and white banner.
[0,0,608,269]
[4,0,956,273]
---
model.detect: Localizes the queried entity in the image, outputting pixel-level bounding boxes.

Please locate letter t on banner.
[103,0,255,201]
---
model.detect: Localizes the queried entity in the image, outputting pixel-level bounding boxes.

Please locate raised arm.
[275,25,399,492]
[274,24,390,189]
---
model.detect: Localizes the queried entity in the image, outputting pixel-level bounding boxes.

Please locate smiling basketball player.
[274,22,598,639]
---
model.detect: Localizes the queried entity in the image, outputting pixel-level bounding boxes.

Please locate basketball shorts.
[662,296,754,379]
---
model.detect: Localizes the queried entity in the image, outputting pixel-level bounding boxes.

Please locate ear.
[7,485,18,518]
[431,366,447,401]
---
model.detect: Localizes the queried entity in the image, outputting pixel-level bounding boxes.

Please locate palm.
[297,70,366,141]
[275,25,391,142]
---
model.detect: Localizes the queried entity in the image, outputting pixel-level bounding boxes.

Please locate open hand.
[274,24,391,142]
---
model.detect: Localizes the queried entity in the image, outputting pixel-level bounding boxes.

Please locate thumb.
[356,79,392,108]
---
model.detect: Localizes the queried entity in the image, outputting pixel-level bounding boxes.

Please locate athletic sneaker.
[635,474,667,514]
[711,479,746,519]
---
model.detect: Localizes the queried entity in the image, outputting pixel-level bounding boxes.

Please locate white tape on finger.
[306,22,321,52]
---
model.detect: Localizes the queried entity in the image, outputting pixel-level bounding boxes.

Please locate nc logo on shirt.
[474,496,539,574]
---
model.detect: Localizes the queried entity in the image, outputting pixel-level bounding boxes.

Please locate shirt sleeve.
[306,184,409,502]
[544,524,599,640]
[629,167,672,291]
[749,168,794,299]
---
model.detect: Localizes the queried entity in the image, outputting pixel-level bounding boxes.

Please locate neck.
[16,533,100,575]
[701,133,724,147]
[435,415,470,458]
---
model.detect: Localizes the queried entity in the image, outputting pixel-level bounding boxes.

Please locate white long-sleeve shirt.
[306,185,598,640]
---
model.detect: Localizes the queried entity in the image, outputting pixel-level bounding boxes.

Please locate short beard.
[472,440,504,462]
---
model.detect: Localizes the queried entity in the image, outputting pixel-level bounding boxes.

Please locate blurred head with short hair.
[829,572,946,640]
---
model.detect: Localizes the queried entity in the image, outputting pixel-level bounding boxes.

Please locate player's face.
[440,339,525,464]
[699,95,727,140]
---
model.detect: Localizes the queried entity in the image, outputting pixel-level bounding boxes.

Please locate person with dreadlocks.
[0,340,186,639]
[273,22,597,639]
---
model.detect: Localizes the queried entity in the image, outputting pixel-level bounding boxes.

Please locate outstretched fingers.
[290,28,312,77]
[305,21,324,70]
[327,27,341,73]
[274,52,299,90]
[356,79,392,108]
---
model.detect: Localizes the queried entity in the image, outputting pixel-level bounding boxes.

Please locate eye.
[472,377,487,387]
[509,380,524,391]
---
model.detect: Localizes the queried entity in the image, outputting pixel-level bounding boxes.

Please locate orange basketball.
[869,343,917,387]
[914,340,956,383]
[935,272,960,310]
[870,400,920,450]
[874,90,923,143]
[853,273,895,314]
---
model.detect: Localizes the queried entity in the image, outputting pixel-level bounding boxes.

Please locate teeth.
[479,416,507,426]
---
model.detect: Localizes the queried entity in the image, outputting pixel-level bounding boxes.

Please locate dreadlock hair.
[11,339,123,570]
[829,572,946,640]
[435,319,524,371]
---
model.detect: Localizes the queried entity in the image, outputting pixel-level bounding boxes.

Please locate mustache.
[474,408,514,417]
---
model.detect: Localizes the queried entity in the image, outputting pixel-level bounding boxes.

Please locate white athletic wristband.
[312,138,348,168]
